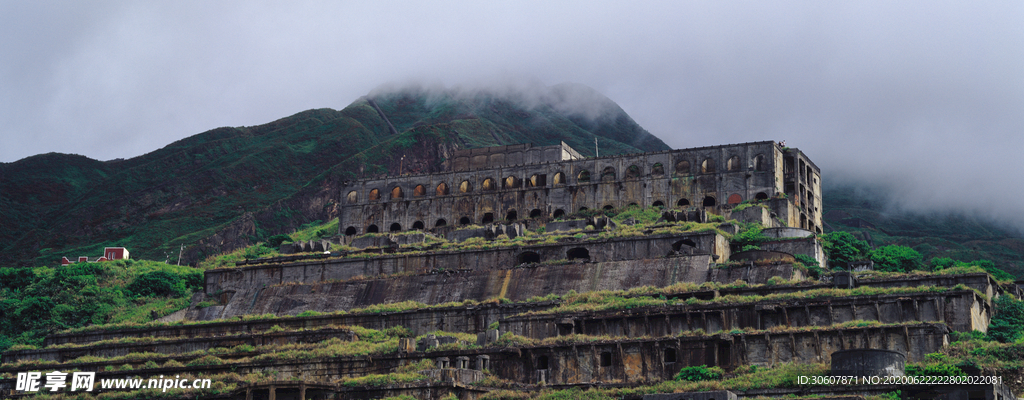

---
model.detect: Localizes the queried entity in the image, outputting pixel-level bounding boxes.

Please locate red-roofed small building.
[61,247,130,266]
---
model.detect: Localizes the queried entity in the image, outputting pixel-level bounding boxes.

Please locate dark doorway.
[389,223,401,232]
[412,221,425,230]
[567,247,590,260]
[345,226,357,236]
[367,224,379,233]
[435,219,447,227]
[518,252,541,264]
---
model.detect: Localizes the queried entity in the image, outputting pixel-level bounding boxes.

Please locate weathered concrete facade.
[339,141,824,236]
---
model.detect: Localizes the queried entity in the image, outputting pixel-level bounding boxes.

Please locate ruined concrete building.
[1,141,1017,400]
[340,141,824,236]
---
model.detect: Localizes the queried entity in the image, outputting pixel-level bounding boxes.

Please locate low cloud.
[1,2,1021,232]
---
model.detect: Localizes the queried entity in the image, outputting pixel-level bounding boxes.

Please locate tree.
[870,245,923,272]
[986,295,1024,343]
[820,231,870,268]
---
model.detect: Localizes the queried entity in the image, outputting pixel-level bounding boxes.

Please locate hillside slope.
[822,185,1024,279]
[0,84,669,267]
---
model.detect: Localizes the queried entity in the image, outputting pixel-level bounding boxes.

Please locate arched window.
[701,158,715,173]
[677,198,690,207]
[727,156,740,171]
[600,167,615,182]
[482,178,496,191]
[577,170,591,183]
[753,154,767,171]
[459,180,472,193]
[369,189,380,201]
[529,174,546,187]
[675,160,690,175]
[435,219,447,227]
[603,204,614,210]
[702,196,716,207]
[344,226,357,236]
[673,239,697,251]
[482,213,494,224]
[553,209,566,219]
[651,163,664,177]
[553,172,566,185]
[389,223,402,232]
[367,224,379,233]
[755,192,769,201]
[346,191,358,204]
[506,210,517,221]
[728,194,743,204]
[412,221,425,230]
[391,186,403,199]
[459,216,471,225]
[567,247,590,260]
[625,165,641,180]
[652,200,665,207]
[436,182,450,196]
[413,185,426,197]
[503,176,520,189]
[518,251,541,264]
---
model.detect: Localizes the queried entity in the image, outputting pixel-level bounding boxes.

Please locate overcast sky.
[2,1,1022,230]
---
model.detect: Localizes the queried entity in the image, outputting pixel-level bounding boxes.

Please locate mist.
[1,1,1022,232]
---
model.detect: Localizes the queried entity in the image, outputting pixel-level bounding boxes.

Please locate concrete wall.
[500,290,986,340]
[204,255,713,320]
[206,233,726,294]
[0,324,948,388]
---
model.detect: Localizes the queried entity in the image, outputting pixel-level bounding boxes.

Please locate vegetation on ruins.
[674,365,724,382]
[0,259,201,352]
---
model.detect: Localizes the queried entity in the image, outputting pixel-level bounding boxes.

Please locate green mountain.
[0,83,669,267]
[822,185,1024,279]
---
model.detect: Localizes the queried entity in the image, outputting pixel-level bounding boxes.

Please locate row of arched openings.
[347,155,769,204]
[345,190,769,235]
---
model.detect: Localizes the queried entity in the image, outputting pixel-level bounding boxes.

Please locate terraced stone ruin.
[1,141,1020,400]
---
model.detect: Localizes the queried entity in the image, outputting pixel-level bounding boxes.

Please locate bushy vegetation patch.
[0,260,201,352]
[674,365,724,381]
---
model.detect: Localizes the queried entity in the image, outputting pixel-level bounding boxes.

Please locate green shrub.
[127,270,201,297]
[820,231,870,268]
[870,245,922,273]
[794,254,823,279]
[905,364,965,377]
[986,295,1024,343]
[674,365,724,381]
[266,234,293,247]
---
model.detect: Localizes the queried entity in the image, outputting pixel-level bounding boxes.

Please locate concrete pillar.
[269,385,276,400]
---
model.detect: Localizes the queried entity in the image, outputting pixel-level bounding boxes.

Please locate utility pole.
[594,137,599,158]
[400,155,405,175]
[176,243,184,266]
